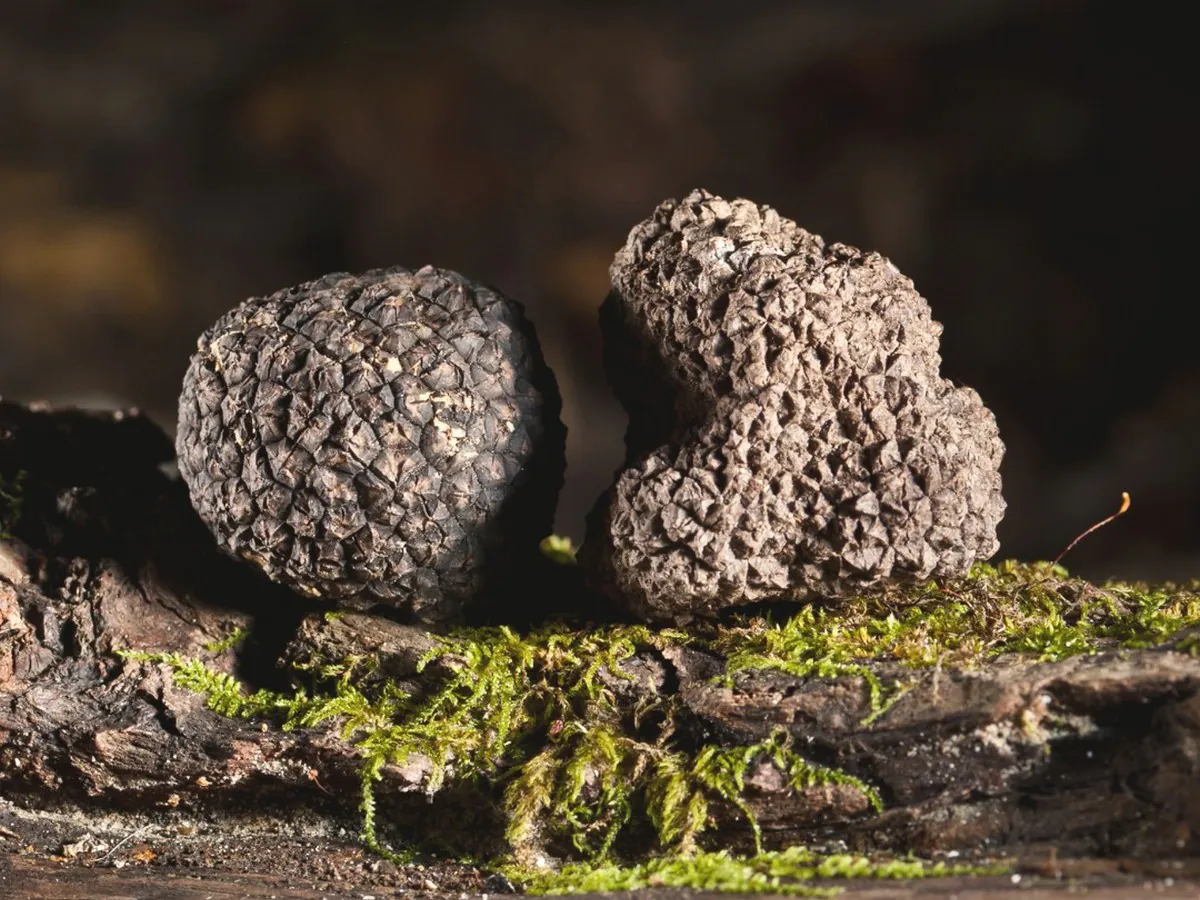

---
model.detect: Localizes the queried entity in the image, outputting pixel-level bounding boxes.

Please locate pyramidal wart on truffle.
[176,265,565,623]
[582,189,1005,622]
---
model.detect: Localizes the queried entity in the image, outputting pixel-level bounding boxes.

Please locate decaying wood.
[5,852,1200,900]
[2,399,1200,894]
[681,647,1200,856]
[0,401,436,810]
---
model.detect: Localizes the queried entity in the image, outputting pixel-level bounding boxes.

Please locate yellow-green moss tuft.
[202,627,249,655]
[718,561,1200,689]
[506,845,1010,896]
[540,534,578,565]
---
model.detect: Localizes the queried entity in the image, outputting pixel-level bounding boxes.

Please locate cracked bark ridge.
[176,266,565,623]
[583,189,1005,621]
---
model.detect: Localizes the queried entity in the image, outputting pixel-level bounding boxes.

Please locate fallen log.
[2,400,1199,895]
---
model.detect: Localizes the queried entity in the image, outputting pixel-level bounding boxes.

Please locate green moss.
[123,622,878,864]
[539,534,578,565]
[120,646,416,860]
[117,559,1198,881]
[1177,632,1200,656]
[506,846,1010,896]
[118,649,295,719]
[202,627,249,654]
[690,731,881,854]
[716,561,1200,715]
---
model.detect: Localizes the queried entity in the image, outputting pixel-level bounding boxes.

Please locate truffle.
[176,266,564,623]
[582,190,1005,621]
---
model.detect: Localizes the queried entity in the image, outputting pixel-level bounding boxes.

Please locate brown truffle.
[583,190,1005,621]
[176,266,564,623]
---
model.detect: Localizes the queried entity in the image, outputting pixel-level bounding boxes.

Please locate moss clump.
[508,846,1008,896]
[683,731,881,854]
[138,652,292,718]
[716,560,1200,716]
[124,622,877,864]
[121,559,1198,881]
[539,534,578,565]
[1176,631,1200,656]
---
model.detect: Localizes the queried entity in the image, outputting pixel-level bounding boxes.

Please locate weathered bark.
[5,851,1200,900]
[2,399,1200,894]
[0,401,429,811]
[674,645,1200,857]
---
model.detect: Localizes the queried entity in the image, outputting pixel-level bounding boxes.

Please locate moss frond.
[508,845,1010,896]
[691,731,881,854]
[539,534,578,564]
[644,752,707,852]
[202,627,249,655]
[717,561,1200,712]
[503,747,560,848]
[119,650,287,719]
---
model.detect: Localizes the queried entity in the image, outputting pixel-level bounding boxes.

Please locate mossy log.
[2,399,1200,897]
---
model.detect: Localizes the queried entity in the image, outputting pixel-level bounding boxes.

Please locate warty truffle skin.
[176,265,565,623]
[582,190,1005,622]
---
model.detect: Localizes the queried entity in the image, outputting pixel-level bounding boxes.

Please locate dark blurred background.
[1,0,1196,582]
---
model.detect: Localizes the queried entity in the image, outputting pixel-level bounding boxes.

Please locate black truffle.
[176,266,564,623]
[582,190,1005,621]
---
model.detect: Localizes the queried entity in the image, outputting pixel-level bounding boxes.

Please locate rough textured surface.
[176,266,565,622]
[584,190,1006,621]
